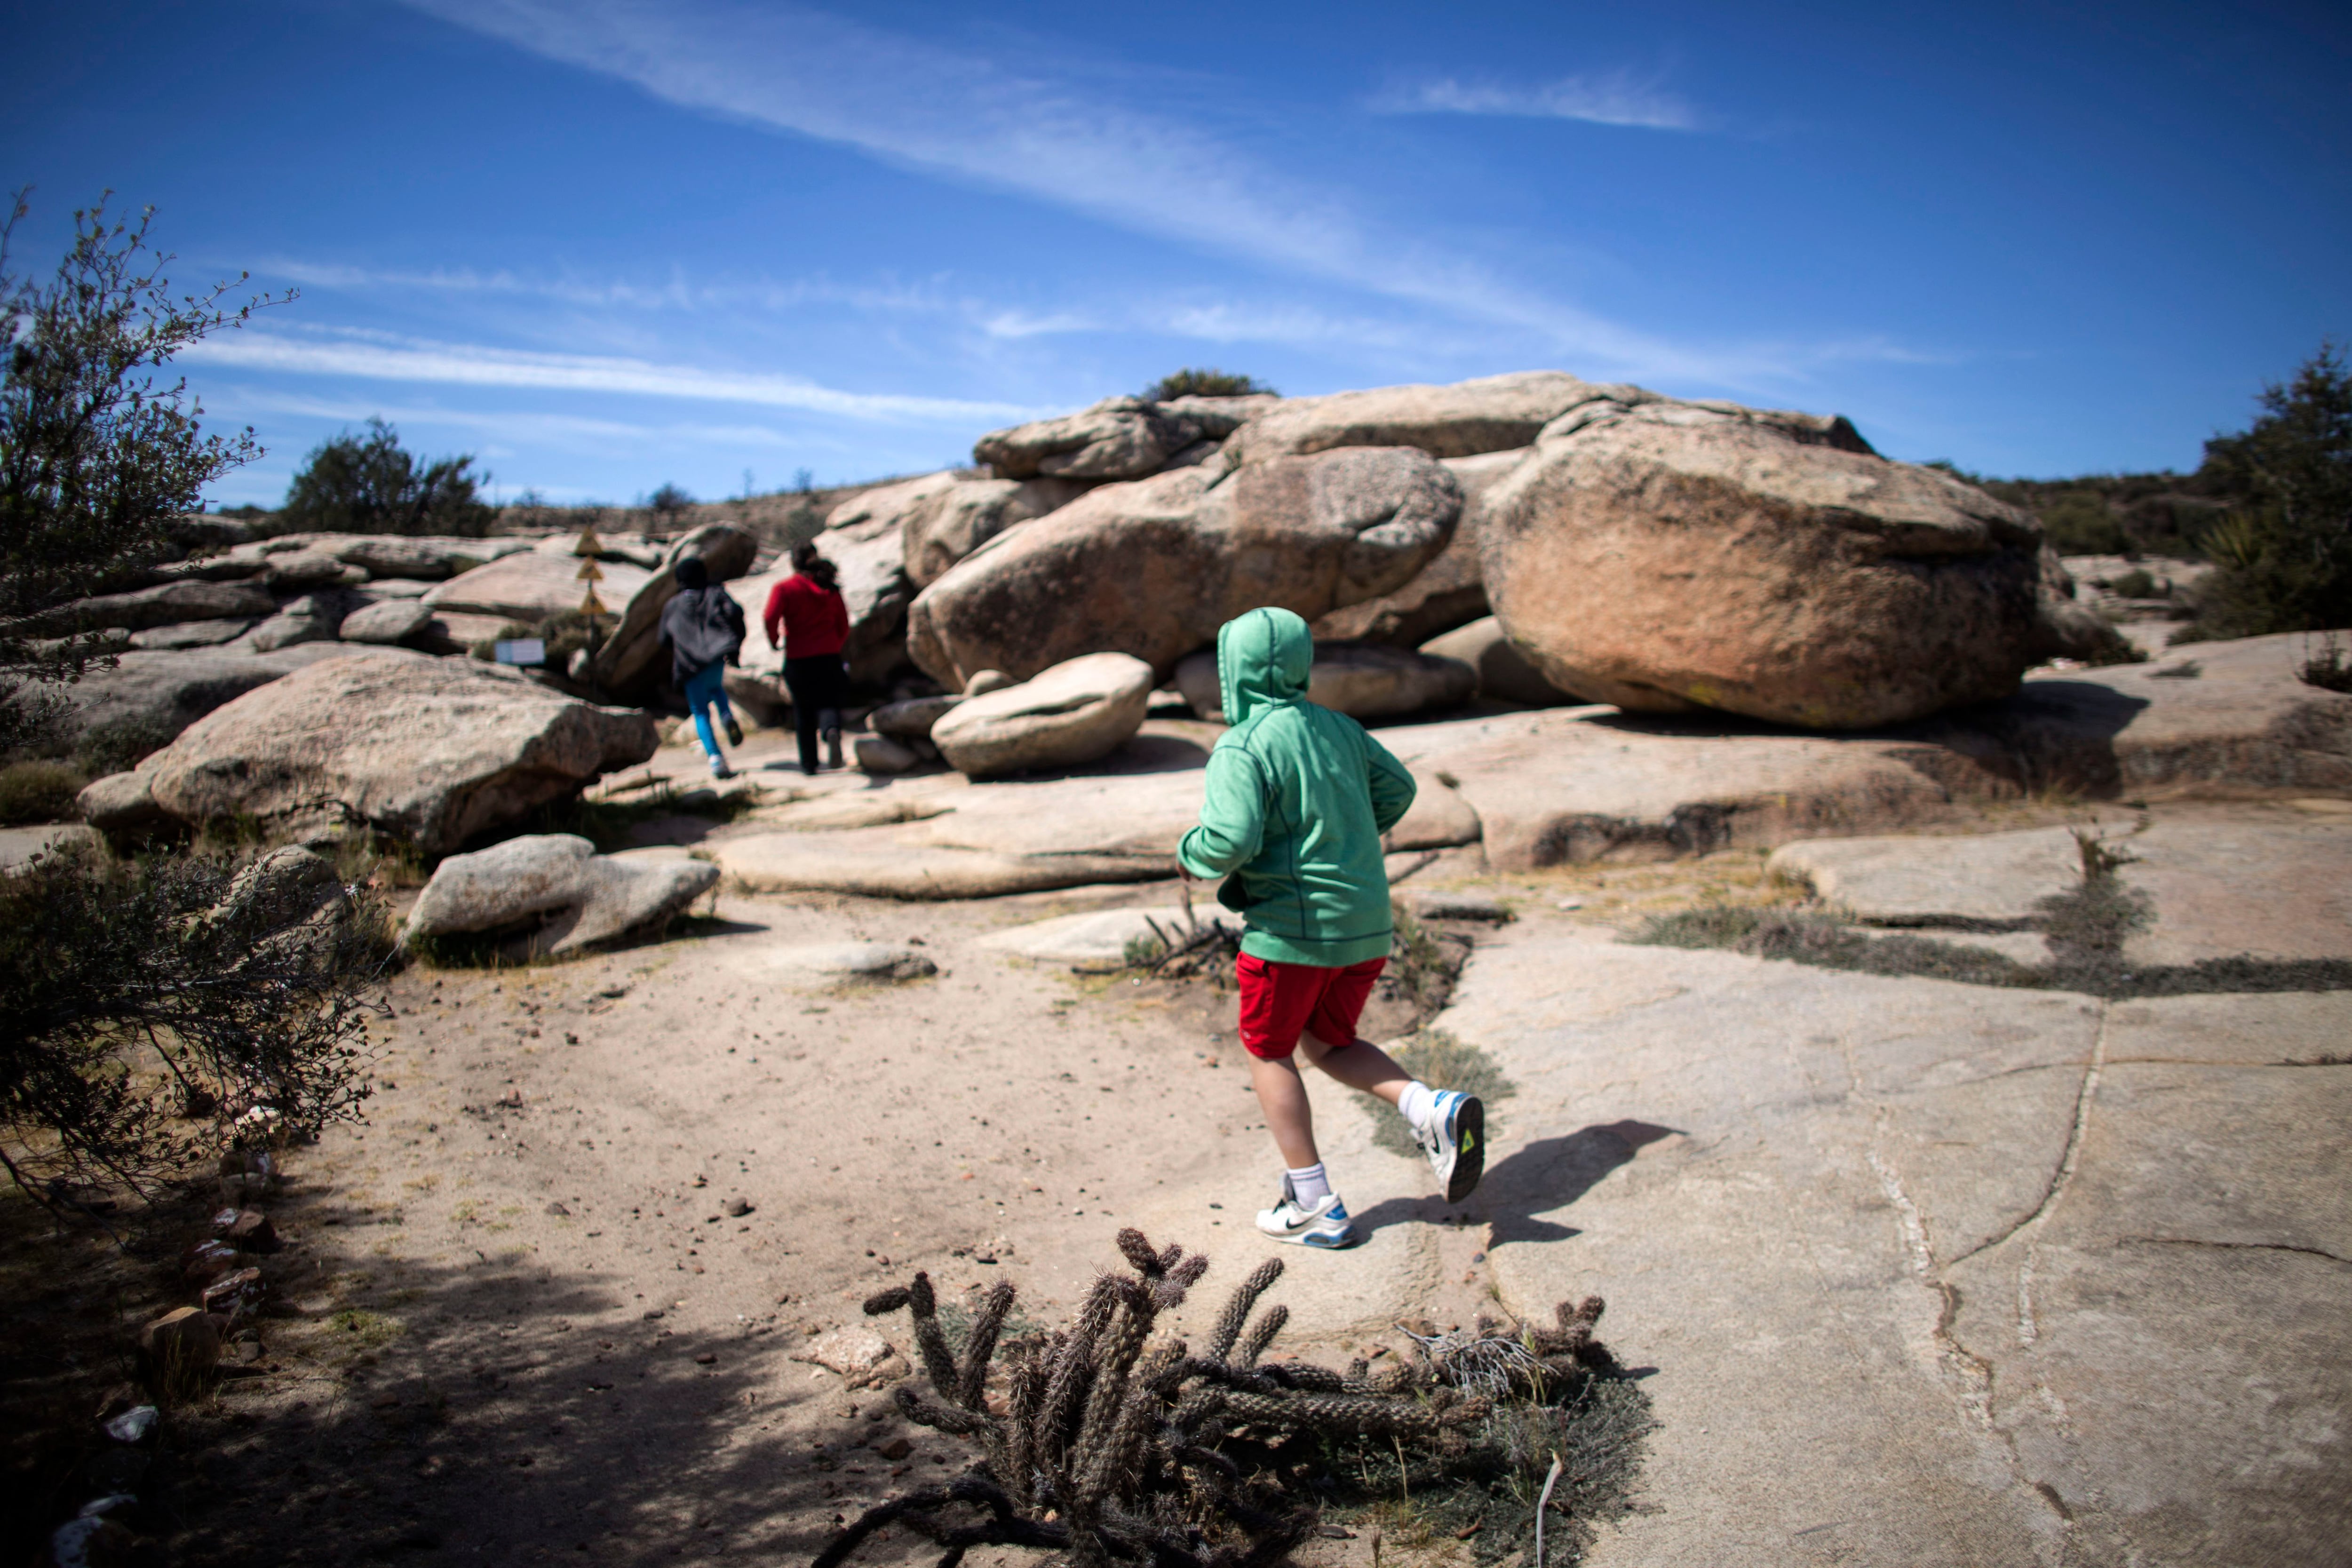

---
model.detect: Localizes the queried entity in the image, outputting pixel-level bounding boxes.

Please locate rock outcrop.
[21,643,419,771]
[17,579,276,636]
[423,551,653,623]
[902,476,1088,587]
[930,653,1154,778]
[403,835,717,955]
[1480,395,2042,727]
[140,655,659,853]
[1310,448,1525,645]
[973,395,1271,482]
[907,447,1461,688]
[1225,371,1621,466]
[588,523,759,695]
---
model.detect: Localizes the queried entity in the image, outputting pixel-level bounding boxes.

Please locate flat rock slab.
[1432,924,2350,1566]
[0,822,97,872]
[403,834,718,955]
[735,942,939,982]
[975,906,1234,964]
[1769,809,2352,963]
[712,768,1206,899]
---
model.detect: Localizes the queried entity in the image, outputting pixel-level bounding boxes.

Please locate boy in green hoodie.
[1178,607,1485,1249]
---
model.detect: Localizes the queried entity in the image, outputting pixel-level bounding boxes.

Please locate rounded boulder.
[930,653,1154,779]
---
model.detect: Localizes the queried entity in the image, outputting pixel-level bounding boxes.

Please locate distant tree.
[0,191,285,755]
[279,417,494,537]
[647,482,692,533]
[2181,342,2352,639]
[1144,368,1276,401]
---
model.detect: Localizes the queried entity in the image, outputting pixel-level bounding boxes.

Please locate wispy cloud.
[1374,70,1698,131]
[179,325,1038,422]
[394,0,1757,382]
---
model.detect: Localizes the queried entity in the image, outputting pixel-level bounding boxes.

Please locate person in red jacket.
[762,541,851,772]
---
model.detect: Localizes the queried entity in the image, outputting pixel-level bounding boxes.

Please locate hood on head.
[673,556,709,590]
[1216,606,1312,725]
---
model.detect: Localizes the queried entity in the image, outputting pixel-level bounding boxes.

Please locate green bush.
[2038,490,2133,555]
[1144,368,1275,401]
[0,843,388,1204]
[279,417,494,537]
[2182,342,2352,639]
[0,759,86,824]
[2109,568,2159,598]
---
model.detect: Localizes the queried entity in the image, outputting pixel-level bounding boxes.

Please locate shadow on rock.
[1350,1121,1678,1243]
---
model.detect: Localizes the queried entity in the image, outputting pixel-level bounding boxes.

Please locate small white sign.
[493,638,547,666]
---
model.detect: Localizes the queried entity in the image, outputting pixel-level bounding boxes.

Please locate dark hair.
[672,555,709,591]
[791,541,840,592]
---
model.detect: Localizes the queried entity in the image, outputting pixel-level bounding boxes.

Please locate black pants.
[782,654,849,771]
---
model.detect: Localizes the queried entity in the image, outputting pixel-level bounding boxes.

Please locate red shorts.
[1235,953,1387,1060]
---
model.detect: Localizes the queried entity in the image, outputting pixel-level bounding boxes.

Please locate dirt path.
[158,860,1507,1567]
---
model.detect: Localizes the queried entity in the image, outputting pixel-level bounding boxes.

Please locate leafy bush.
[2182,342,2352,639]
[2108,567,2160,598]
[1144,368,1275,401]
[279,416,494,537]
[2037,489,2134,555]
[0,843,388,1206]
[0,192,283,754]
[0,758,86,824]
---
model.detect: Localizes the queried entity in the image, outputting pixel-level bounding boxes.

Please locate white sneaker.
[1255,1176,1358,1249]
[1414,1090,1485,1204]
[707,755,734,780]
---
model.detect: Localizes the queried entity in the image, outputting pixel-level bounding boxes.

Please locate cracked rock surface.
[1445,914,2351,1566]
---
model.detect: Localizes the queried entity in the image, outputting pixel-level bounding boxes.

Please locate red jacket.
[763,573,850,659]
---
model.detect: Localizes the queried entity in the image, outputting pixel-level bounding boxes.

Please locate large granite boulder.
[587,523,759,695]
[972,395,1270,481]
[140,655,659,854]
[906,447,1462,688]
[423,550,652,622]
[1311,448,1525,645]
[127,619,254,650]
[902,476,1088,587]
[1480,394,2042,728]
[1174,642,1474,722]
[19,643,418,772]
[403,835,717,955]
[1225,371,1616,465]
[220,533,532,581]
[930,653,1154,778]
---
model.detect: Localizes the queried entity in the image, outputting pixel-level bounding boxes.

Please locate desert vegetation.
[276,416,496,538]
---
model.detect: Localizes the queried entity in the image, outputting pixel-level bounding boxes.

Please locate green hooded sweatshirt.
[1177,607,1417,967]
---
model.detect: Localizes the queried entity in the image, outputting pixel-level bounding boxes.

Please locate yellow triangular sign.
[575,557,604,583]
[580,587,607,616]
[574,526,604,557]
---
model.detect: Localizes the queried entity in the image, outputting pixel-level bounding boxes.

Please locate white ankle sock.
[1285,1162,1331,1204]
[1398,1080,1438,1132]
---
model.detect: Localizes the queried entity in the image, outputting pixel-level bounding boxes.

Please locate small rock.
[853,734,923,775]
[875,1437,913,1461]
[139,1306,222,1378]
[102,1406,158,1445]
[762,943,938,983]
[964,669,1016,696]
[725,1198,753,1217]
[695,1353,718,1366]
[201,1267,264,1315]
[1554,896,1585,910]
[546,1201,572,1217]
[44,1517,143,1568]
[222,1209,280,1252]
[181,1239,243,1284]
[792,1325,897,1377]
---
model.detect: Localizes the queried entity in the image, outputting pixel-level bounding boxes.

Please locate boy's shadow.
[1348,1120,1678,1241]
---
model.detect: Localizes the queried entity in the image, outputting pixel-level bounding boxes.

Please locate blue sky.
[5,0,2347,506]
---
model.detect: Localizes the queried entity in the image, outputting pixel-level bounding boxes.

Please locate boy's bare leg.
[1296,1031,1413,1105]
[1249,1054,1322,1170]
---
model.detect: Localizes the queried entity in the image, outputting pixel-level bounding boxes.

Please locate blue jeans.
[683,661,735,758]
